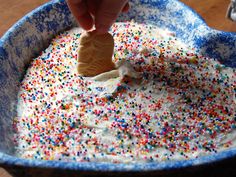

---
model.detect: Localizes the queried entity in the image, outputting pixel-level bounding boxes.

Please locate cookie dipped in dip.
[14,21,236,163]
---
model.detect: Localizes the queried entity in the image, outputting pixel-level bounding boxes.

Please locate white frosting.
[15,22,236,163]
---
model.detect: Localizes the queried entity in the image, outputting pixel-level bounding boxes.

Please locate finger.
[121,2,130,13]
[67,0,93,30]
[87,0,100,16]
[95,0,128,34]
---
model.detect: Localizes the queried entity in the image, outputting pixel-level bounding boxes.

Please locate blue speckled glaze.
[0,0,236,174]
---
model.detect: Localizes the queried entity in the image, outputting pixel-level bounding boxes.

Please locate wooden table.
[0,0,236,37]
[181,0,236,32]
[0,0,235,176]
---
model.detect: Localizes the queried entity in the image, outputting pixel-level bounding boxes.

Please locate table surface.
[0,0,235,176]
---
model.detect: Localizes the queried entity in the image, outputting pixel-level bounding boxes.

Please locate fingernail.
[95,24,110,34]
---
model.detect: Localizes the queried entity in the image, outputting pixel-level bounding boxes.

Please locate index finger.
[66,0,94,30]
[95,0,128,34]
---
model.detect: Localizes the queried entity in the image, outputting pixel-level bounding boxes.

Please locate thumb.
[95,0,128,34]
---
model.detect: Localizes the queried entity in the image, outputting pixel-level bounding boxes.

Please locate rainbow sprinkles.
[14,22,236,163]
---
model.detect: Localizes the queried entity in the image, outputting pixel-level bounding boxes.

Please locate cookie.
[77,31,116,77]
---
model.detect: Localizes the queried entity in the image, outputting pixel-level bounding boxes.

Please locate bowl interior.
[0,0,235,171]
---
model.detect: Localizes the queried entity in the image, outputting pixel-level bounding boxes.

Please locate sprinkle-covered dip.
[14,22,236,163]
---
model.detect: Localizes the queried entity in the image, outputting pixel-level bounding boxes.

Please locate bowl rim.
[1,148,236,171]
[0,0,236,172]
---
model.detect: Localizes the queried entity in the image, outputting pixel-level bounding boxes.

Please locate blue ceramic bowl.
[0,0,236,176]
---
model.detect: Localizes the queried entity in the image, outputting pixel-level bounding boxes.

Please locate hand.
[67,0,129,34]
